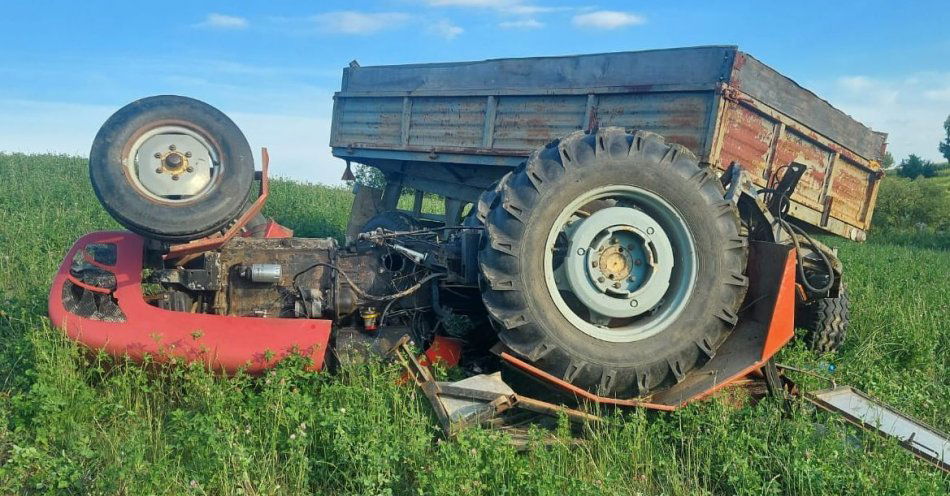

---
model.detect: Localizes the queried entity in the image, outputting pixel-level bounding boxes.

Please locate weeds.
[0,154,947,494]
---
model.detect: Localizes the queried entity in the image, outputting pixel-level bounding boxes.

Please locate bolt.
[597,276,605,283]
[576,248,586,256]
[169,144,176,151]
[634,259,642,266]
[165,154,183,170]
[185,151,192,158]
[630,300,639,307]
[646,227,655,235]
[155,167,163,174]
[172,175,180,181]
[186,166,194,173]
[154,152,162,159]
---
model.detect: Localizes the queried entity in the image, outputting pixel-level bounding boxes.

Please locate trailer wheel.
[797,286,849,353]
[479,128,748,397]
[89,95,255,242]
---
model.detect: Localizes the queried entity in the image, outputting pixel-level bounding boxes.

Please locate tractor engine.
[141,225,481,349]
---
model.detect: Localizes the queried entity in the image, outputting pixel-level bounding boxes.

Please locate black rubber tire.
[361,210,420,233]
[478,128,748,397]
[796,286,849,353]
[89,95,255,242]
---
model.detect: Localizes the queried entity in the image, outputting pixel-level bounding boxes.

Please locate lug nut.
[172,175,180,181]
[154,152,162,159]
[185,151,192,158]
[169,144,176,151]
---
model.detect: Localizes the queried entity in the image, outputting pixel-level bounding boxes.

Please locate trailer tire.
[797,286,849,353]
[479,128,748,397]
[89,95,255,242]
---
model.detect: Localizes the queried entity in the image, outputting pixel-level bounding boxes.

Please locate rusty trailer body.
[330,45,886,240]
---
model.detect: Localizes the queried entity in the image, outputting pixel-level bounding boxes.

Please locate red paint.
[49,231,332,374]
[499,352,677,411]
[261,219,293,238]
[760,249,797,360]
[418,335,463,368]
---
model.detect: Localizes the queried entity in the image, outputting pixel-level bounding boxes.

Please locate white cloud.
[195,13,249,30]
[923,87,950,103]
[311,11,411,35]
[424,0,560,15]
[498,18,544,29]
[814,73,950,162]
[571,10,645,29]
[428,20,464,40]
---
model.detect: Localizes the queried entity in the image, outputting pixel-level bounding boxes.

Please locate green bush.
[872,176,950,232]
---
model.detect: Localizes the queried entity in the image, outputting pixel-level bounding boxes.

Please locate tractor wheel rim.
[124,125,219,203]
[544,185,697,343]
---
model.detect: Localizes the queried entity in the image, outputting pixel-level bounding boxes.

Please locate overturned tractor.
[51,46,882,407]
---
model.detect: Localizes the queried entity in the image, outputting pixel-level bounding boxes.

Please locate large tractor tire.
[478,128,748,397]
[796,286,849,353]
[89,95,255,242]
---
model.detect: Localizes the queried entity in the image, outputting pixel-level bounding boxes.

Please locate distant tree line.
[893,114,950,179]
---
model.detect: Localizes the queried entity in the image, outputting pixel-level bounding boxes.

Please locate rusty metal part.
[165,147,271,259]
[389,335,601,438]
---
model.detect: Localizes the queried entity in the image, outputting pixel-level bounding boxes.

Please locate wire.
[754,182,836,294]
[779,218,835,294]
[293,261,445,302]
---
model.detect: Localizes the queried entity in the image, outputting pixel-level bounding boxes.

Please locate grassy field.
[0,153,947,495]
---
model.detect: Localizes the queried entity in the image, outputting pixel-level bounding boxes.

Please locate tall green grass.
[1,153,947,494]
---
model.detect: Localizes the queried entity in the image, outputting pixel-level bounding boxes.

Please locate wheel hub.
[562,206,674,321]
[126,126,215,201]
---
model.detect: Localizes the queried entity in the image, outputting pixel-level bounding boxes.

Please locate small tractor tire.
[478,128,748,397]
[89,95,255,242]
[796,286,849,353]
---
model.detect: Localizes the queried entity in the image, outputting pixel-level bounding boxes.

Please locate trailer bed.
[331,46,886,240]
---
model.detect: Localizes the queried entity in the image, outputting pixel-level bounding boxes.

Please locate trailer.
[330,45,885,241]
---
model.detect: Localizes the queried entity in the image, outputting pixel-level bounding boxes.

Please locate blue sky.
[1,1,947,183]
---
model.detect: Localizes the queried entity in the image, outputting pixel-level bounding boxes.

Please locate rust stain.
[719,104,772,179]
